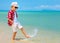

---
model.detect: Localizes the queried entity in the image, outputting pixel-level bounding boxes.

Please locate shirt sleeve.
[7,11,11,19]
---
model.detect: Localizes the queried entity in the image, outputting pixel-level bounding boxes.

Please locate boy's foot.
[12,38,15,40]
[25,35,31,38]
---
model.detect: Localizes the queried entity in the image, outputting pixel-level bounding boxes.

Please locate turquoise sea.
[0,11,60,43]
[0,11,60,32]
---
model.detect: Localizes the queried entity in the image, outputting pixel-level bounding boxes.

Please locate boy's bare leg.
[12,32,17,40]
[20,27,31,38]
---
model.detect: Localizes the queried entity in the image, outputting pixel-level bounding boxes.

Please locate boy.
[7,2,30,40]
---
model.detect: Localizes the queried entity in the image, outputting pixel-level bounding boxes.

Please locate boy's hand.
[10,20,13,24]
[8,18,13,24]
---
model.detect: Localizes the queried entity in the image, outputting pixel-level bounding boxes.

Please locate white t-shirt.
[14,12,18,24]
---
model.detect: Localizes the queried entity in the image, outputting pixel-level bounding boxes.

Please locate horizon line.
[0,10,60,12]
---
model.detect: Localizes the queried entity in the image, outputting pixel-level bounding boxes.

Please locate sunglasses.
[15,7,18,9]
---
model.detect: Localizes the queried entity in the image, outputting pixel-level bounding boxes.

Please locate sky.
[0,0,60,11]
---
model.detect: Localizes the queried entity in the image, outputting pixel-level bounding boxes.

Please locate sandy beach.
[0,25,60,43]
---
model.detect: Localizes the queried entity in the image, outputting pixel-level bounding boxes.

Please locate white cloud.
[34,5,60,10]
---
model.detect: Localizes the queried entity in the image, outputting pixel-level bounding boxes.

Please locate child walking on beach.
[7,2,30,40]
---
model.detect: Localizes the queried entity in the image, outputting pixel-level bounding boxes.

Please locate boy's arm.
[8,11,13,24]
